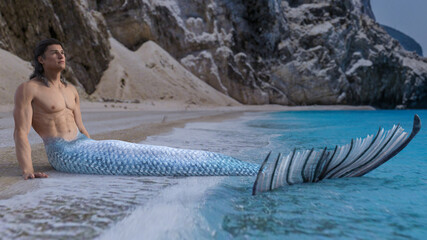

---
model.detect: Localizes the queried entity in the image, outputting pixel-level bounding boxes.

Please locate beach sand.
[0,101,374,196]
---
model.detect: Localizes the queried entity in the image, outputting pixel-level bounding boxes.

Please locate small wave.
[98,177,223,240]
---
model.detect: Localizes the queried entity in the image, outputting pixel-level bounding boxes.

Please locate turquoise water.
[197,110,427,239]
[0,110,425,239]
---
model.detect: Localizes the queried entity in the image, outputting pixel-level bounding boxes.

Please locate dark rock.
[0,0,111,93]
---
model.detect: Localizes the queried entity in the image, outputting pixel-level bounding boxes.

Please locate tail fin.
[252,114,421,195]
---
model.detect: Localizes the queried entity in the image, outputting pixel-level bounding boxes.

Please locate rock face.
[271,0,427,108]
[94,0,289,104]
[0,0,111,93]
[1,0,426,108]
[92,0,426,108]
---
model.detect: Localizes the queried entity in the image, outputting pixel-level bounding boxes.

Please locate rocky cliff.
[1,0,426,108]
[0,0,111,92]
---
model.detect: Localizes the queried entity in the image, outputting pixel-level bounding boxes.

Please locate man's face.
[38,44,66,71]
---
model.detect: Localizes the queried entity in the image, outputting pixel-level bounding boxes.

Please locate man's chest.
[33,87,75,113]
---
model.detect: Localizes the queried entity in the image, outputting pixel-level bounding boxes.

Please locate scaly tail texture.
[252,114,421,195]
[44,134,259,176]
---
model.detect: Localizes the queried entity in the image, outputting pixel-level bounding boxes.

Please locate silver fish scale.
[44,133,259,176]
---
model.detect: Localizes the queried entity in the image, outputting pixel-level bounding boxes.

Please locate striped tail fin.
[252,114,421,195]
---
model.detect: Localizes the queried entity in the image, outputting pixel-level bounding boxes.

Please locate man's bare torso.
[14,42,90,178]
[29,79,79,141]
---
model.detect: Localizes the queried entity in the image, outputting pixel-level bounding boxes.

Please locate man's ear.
[37,55,44,64]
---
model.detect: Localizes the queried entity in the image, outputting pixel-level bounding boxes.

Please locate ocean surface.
[0,110,425,239]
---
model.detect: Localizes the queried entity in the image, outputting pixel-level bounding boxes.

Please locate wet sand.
[0,102,374,195]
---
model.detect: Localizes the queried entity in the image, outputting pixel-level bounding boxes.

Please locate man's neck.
[43,70,62,87]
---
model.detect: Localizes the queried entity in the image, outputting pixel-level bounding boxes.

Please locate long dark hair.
[30,38,67,87]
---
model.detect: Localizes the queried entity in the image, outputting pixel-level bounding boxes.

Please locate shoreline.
[0,102,375,196]
[0,101,376,113]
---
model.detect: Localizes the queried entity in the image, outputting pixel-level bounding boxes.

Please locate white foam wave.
[98,177,223,240]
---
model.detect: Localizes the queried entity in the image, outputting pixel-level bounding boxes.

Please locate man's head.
[30,38,67,86]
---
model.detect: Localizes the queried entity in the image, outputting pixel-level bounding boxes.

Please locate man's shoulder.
[66,82,76,90]
[16,79,38,92]
[26,78,44,88]
[16,78,47,98]
[14,80,38,102]
[65,82,78,95]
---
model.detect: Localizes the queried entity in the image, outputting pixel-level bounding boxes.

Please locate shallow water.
[0,110,425,239]
[198,110,427,240]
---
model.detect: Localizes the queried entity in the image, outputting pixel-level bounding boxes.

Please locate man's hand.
[23,172,49,180]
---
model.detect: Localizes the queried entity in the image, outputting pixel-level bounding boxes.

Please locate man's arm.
[13,83,48,179]
[72,86,90,138]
